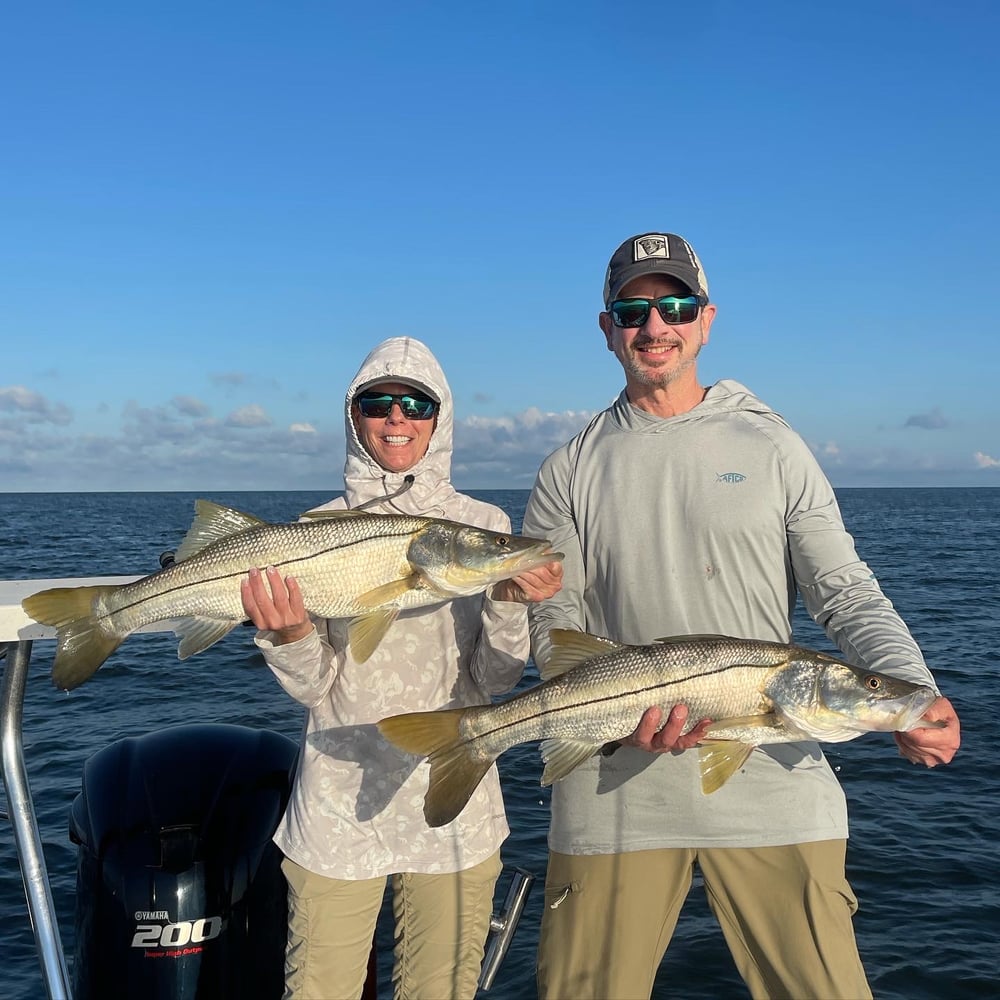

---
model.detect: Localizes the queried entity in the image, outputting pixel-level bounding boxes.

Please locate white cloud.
[290,423,317,434]
[0,385,72,425]
[226,404,271,428]
[171,395,211,417]
[904,408,949,430]
[973,451,1000,469]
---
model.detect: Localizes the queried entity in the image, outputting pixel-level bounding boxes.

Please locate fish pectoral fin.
[173,617,240,659]
[540,738,604,785]
[704,713,783,735]
[348,608,399,663]
[697,740,755,794]
[173,500,267,563]
[540,629,625,681]
[355,575,422,609]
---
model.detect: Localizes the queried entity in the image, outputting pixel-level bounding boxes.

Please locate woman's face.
[351,380,438,473]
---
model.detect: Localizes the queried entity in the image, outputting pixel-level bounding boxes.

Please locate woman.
[241,336,562,999]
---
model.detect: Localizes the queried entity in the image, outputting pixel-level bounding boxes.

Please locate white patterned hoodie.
[257,337,528,877]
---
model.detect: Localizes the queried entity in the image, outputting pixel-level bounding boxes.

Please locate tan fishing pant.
[537,840,872,1000]
[281,851,501,1000]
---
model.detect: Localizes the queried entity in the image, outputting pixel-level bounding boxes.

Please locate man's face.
[351,381,437,473]
[599,274,717,392]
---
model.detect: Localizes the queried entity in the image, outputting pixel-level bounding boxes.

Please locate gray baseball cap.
[603,232,710,306]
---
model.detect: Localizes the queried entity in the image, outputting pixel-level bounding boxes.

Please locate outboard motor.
[68,723,297,999]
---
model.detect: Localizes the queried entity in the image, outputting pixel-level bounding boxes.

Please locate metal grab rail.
[0,640,73,1000]
[478,867,535,991]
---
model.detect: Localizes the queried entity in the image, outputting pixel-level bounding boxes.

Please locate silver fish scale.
[459,637,796,759]
[92,515,463,634]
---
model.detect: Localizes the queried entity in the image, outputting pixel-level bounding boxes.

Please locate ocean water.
[1,488,997,999]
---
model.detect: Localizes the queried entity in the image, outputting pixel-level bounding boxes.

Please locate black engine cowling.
[69,723,297,999]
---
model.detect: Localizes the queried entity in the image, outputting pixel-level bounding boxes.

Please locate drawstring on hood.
[343,337,459,516]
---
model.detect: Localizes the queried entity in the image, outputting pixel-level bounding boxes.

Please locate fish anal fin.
[540,738,603,785]
[540,629,625,681]
[174,617,239,659]
[355,575,422,610]
[698,740,755,794]
[173,500,267,563]
[348,608,399,662]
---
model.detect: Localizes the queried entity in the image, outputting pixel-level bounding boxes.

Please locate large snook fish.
[22,499,562,691]
[378,629,941,827]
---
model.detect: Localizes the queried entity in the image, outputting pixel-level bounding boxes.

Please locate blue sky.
[3,0,997,492]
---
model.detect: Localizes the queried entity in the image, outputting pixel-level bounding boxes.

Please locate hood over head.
[343,337,458,515]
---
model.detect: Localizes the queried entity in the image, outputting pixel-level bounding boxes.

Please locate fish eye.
[495,535,510,547]
[864,675,882,691]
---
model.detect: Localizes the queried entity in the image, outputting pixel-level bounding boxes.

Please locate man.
[522,233,960,1000]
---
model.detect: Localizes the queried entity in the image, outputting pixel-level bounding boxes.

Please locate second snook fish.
[378,629,941,827]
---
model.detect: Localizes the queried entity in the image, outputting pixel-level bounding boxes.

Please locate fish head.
[408,522,563,597]
[769,659,939,743]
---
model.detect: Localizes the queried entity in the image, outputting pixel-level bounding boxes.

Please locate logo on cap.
[634,235,671,261]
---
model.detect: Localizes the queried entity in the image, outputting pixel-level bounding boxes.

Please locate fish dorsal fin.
[540,629,625,681]
[173,500,267,563]
[348,608,400,663]
[698,740,755,794]
[539,738,603,785]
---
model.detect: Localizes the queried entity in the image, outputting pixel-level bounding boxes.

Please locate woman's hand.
[240,566,314,645]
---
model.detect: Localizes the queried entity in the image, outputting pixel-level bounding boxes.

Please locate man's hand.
[240,565,314,645]
[622,704,713,753]
[894,696,960,766]
[491,560,564,604]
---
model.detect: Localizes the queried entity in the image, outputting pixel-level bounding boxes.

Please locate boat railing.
[0,575,146,1000]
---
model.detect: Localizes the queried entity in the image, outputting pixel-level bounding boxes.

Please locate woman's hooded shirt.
[257,337,530,878]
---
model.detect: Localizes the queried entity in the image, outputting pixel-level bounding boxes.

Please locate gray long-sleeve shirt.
[523,380,937,852]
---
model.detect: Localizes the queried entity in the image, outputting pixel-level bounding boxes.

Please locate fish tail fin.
[377,708,495,828]
[22,586,124,690]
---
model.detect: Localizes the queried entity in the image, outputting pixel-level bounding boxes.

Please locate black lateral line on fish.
[471,661,776,746]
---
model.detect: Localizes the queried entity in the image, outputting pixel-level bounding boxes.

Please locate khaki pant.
[281,852,502,1000]
[537,841,872,1000]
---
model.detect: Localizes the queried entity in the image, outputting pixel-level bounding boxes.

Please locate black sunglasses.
[355,391,438,420]
[609,295,707,328]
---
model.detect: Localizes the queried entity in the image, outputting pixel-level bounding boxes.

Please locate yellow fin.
[173,499,267,563]
[173,616,240,659]
[540,628,624,681]
[698,740,755,794]
[377,708,492,828]
[540,738,603,785]
[704,714,783,734]
[348,608,399,662]
[22,585,124,690]
[354,574,422,610]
